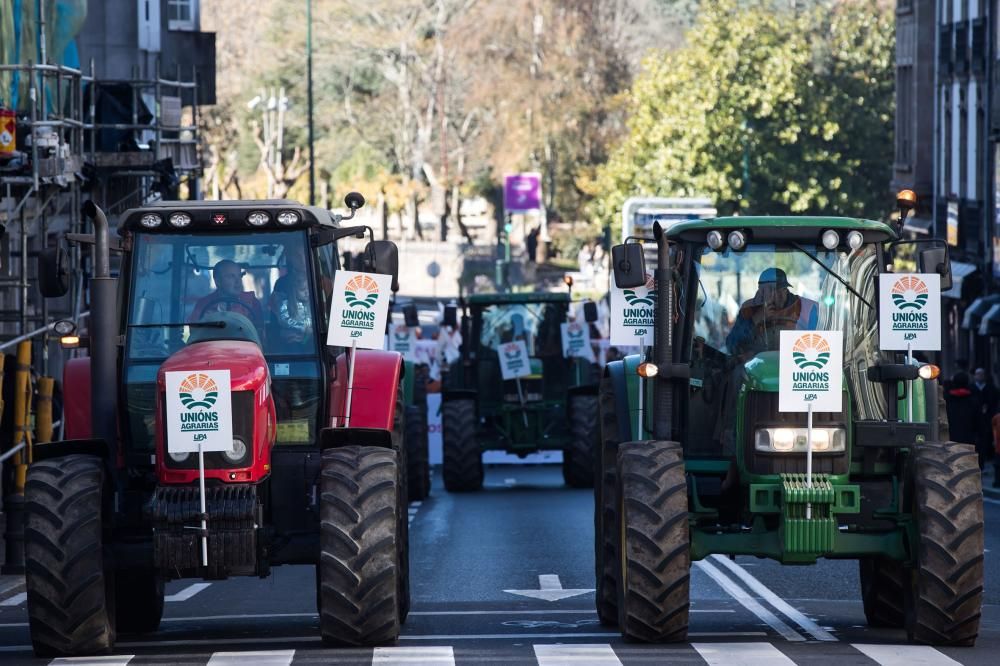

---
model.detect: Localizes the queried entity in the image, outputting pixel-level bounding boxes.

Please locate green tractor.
[398,302,431,501]
[441,292,599,490]
[595,200,985,646]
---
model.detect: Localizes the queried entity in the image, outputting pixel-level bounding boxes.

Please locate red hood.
[157,340,268,391]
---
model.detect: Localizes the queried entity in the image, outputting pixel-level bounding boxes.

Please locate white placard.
[165,370,234,453]
[326,270,393,349]
[610,273,656,346]
[388,323,419,361]
[498,340,532,380]
[878,273,941,351]
[779,331,843,413]
[561,322,595,362]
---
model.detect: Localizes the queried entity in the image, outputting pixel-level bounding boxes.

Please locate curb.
[0,575,25,603]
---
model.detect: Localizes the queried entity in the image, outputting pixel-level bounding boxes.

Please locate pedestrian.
[971,368,997,470]
[992,412,1000,488]
[525,226,539,264]
[944,372,979,448]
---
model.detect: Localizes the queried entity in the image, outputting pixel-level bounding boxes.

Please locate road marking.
[710,555,837,642]
[693,642,795,665]
[207,650,295,665]
[534,644,622,666]
[695,560,805,642]
[49,658,134,666]
[504,574,594,601]
[0,592,26,606]
[851,644,962,666]
[373,646,454,666]
[504,478,517,486]
[165,582,211,602]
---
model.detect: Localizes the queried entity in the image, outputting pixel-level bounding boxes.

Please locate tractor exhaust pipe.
[82,201,118,457]
[652,222,673,442]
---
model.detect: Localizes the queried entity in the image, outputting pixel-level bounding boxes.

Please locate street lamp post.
[307,0,316,205]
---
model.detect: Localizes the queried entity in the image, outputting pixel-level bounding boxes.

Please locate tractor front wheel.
[443,399,483,492]
[595,377,621,625]
[859,557,904,628]
[24,455,116,657]
[319,446,401,646]
[405,404,431,501]
[616,440,690,643]
[115,569,165,634]
[905,441,984,646]
[564,393,597,488]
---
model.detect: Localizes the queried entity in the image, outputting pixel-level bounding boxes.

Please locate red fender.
[329,349,402,430]
[63,357,92,439]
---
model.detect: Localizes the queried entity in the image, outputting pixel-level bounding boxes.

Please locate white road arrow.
[503,574,594,602]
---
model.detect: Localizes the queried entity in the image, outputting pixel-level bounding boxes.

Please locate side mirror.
[583,300,598,323]
[403,302,419,327]
[918,244,952,291]
[611,242,646,289]
[362,240,399,291]
[345,192,366,211]
[38,246,70,298]
[443,304,458,328]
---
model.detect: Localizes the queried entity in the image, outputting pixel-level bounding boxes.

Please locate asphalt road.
[1,465,999,665]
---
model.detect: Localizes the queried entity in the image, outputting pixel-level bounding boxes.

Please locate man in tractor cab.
[190,259,266,331]
[726,267,818,356]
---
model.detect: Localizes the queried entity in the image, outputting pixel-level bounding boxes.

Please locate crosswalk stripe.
[851,644,962,666]
[533,644,622,666]
[49,657,134,665]
[693,642,796,665]
[0,592,26,606]
[372,646,454,665]
[206,650,295,665]
[165,582,212,602]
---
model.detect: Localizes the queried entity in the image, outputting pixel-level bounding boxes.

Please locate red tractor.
[26,196,410,656]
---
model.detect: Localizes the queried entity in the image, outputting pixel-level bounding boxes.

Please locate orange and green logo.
[178,373,218,410]
[792,334,831,370]
[891,276,928,310]
[345,274,380,309]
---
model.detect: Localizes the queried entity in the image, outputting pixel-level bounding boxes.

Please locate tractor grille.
[163,390,255,470]
[503,377,543,403]
[743,391,849,476]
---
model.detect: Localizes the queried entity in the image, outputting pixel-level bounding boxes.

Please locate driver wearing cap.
[190,259,265,329]
[726,268,818,355]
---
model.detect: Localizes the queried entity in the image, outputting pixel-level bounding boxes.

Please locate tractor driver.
[725,268,818,357]
[190,259,266,331]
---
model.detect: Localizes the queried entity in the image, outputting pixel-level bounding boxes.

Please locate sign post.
[165,369,234,566]
[499,340,532,427]
[878,274,941,422]
[610,272,655,437]
[779,331,844,519]
[327,270,393,426]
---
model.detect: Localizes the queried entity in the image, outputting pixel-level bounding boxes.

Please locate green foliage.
[588,0,895,235]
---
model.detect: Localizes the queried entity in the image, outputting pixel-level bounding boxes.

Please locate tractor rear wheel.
[859,557,905,628]
[443,398,482,491]
[405,404,431,501]
[24,455,116,657]
[905,441,984,646]
[392,395,411,623]
[594,377,621,626]
[564,393,597,488]
[319,446,401,646]
[115,569,165,634]
[616,440,690,643]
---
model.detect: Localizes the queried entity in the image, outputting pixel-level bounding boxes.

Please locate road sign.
[388,324,419,361]
[498,340,532,380]
[561,322,595,362]
[610,272,656,346]
[165,370,234,454]
[504,172,542,213]
[878,273,941,351]
[779,331,843,413]
[326,270,392,349]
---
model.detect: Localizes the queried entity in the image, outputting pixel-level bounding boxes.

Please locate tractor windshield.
[478,302,565,357]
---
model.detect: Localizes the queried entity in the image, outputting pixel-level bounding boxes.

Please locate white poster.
[165,370,234,453]
[561,322,595,362]
[388,323,419,361]
[498,340,532,380]
[779,331,843,413]
[326,270,393,349]
[610,272,656,346]
[878,273,941,351]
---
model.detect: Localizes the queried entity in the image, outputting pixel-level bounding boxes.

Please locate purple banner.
[504,172,542,213]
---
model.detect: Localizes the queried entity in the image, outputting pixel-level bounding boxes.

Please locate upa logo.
[503,343,522,361]
[791,334,831,395]
[890,276,930,335]
[177,373,221,433]
[345,274,380,309]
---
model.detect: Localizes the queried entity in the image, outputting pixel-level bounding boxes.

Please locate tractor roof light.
[706,230,725,251]
[247,211,270,227]
[52,319,77,336]
[169,212,192,228]
[637,362,659,378]
[918,364,941,380]
[139,213,162,229]
[847,230,864,250]
[276,210,300,226]
[727,230,747,251]
[821,229,841,250]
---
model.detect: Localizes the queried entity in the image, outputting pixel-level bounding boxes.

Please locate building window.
[897,65,913,167]
[168,0,198,31]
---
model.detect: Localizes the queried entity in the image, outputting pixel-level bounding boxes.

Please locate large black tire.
[393,396,411,623]
[594,377,621,626]
[24,455,115,657]
[564,393,598,488]
[319,446,401,646]
[904,442,984,646]
[442,398,483,492]
[859,557,905,628]
[115,569,165,634]
[616,440,690,643]
[405,404,431,501]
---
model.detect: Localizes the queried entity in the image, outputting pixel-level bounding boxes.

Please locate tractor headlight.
[276,210,300,226]
[140,213,162,229]
[821,229,841,250]
[847,230,864,250]
[754,427,846,453]
[168,450,190,463]
[727,230,747,251]
[247,211,270,227]
[169,212,192,228]
[223,438,248,463]
[706,230,725,251]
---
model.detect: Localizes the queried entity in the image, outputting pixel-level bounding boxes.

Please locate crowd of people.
[944,366,1000,488]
